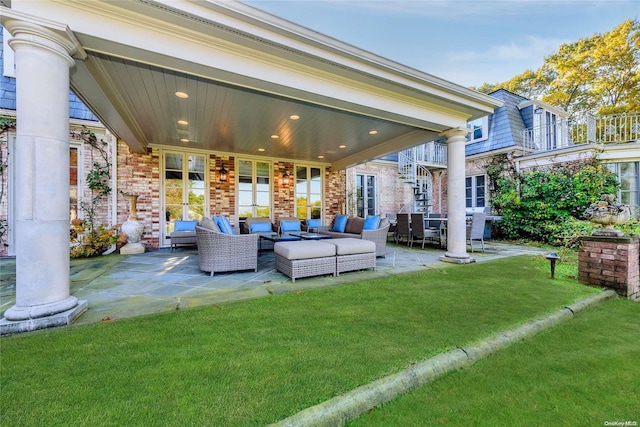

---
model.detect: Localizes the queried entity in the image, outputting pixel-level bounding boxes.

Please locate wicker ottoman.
[170,231,197,251]
[324,238,376,275]
[274,240,336,282]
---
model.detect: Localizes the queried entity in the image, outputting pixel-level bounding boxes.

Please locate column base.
[0,300,87,336]
[120,242,145,255]
[439,254,476,264]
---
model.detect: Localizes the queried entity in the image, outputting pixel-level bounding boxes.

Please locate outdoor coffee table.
[285,232,332,241]
[258,233,301,256]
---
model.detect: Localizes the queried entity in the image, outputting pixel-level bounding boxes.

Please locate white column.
[2,20,84,323]
[440,127,474,264]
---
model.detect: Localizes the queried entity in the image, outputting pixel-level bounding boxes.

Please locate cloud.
[447,35,567,63]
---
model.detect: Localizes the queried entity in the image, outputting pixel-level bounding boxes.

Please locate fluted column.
[440,127,475,264]
[1,19,87,329]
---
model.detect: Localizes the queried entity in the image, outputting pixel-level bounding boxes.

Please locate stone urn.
[120,195,145,254]
[583,194,631,237]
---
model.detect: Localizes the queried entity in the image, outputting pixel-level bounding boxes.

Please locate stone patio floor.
[0,241,547,326]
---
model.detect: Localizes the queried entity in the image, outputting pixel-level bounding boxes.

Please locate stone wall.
[578,236,639,301]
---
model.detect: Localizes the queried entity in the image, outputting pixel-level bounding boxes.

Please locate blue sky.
[244,0,639,88]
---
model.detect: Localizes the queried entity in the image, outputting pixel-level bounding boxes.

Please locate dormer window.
[467,117,488,142]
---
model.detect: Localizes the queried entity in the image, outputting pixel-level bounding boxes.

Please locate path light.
[546,252,561,279]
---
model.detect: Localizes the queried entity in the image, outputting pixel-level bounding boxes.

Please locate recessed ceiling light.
[339,145,346,149]
[290,114,300,120]
[369,130,378,135]
[175,91,189,99]
[318,155,324,159]
[271,135,279,139]
[177,120,188,125]
[180,138,189,142]
[258,148,265,152]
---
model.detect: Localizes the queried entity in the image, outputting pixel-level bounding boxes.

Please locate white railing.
[412,142,447,166]
[397,149,433,213]
[522,112,640,153]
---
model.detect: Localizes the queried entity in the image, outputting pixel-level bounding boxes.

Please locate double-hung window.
[465,175,486,208]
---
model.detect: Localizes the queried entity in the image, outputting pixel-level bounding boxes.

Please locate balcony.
[400,142,448,167]
[522,112,640,153]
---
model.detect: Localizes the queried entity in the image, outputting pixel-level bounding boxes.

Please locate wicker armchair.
[362,223,390,258]
[195,225,259,276]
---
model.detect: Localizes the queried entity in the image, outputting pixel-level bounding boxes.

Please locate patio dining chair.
[395,213,411,245]
[466,212,486,252]
[410,213,439,249]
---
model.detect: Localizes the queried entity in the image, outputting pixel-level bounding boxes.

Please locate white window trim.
[467,116,489,143]
[3,28,15,78]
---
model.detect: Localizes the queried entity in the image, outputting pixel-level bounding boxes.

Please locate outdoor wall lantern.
[219,163,228,182]
[282,171,290,186]
[546,252,561,279]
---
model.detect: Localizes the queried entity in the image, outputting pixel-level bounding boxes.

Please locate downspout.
[110,133,118,226]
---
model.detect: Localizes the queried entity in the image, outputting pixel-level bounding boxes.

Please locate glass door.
[356,174,376,217]
[237,159,271,219]
[163,152,206,244]
[295,166,322,219]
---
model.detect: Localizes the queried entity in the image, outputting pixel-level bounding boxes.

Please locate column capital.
[439,127,470,141]
[4,18,86,67]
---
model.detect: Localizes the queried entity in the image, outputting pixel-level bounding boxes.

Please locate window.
[467,117,488,142]
[356,174,377,217]
[70,146,79,220]
[295,166,323,220]
[237,159,271,219]
[608,162,639,218]
[465,175,486,208]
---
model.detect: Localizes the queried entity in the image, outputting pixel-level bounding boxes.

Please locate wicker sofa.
[195,217,259,276]
[318,215,390,258]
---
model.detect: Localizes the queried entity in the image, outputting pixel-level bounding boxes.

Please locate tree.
[475,19,640,116]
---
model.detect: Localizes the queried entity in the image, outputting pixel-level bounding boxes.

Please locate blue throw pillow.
[213,216,229,234]
[219,215,234,234]
[250,222,272,233]
[306,219,322,229]
[363,215,380,230]
[332,215,348,233]
[174,220,197,232]
[281,220,301,232]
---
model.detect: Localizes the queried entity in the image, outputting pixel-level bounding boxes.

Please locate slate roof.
[0,27,98,121]
[466,89,528,157]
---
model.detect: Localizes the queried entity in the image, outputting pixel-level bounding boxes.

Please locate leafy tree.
[475,19,640,116]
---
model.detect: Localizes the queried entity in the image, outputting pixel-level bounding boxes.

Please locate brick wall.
[578,236,639,301]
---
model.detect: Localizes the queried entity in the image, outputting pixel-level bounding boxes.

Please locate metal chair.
[466,212,486,252]
[395,213,411,245]
[410,213,439,249]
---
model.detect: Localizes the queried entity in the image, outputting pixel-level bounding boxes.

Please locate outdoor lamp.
[282,171,290,186]
[219,163,228,182]
[545,252,561,279]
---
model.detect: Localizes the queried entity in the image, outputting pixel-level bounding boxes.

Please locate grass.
[350,298,640,426]
[1,255,601,426]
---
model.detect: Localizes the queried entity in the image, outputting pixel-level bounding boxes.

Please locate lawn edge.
[270,289,618,427]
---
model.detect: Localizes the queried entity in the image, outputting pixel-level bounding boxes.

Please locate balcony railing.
[401,142,447,166]
[522,112,640,153]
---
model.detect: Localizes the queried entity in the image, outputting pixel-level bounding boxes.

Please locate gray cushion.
[325,237,375,255]
[199,216,220,232]
[345,217,365,234]
[274,241,336,260]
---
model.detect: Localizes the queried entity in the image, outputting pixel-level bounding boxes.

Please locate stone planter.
[120,195,145,254]
[584,195,631,237]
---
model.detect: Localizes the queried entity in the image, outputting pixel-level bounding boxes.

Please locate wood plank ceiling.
[89,52,420,165]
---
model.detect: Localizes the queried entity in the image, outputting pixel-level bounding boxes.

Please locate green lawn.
[350,298,639,426]
[1,255,603,426]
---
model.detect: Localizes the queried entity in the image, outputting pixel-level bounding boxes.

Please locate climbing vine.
[485,152,620,247]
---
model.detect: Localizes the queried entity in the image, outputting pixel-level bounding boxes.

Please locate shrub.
[70,219,123,258]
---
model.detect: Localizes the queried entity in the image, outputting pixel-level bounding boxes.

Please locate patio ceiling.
[2,0,503,169]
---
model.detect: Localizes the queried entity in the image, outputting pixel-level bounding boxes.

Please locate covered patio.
[0,242,547,330]
[0,0,502,332]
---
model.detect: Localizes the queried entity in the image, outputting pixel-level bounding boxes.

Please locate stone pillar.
[0,20,87,334]
[579,236,639,301]
[439,127,474,264]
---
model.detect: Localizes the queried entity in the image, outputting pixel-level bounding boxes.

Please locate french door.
[356,173,376,217]
[237,159,271,219]
[295,166,322,220]
[163,152,206,243]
